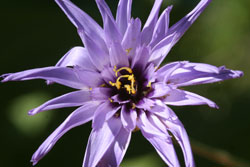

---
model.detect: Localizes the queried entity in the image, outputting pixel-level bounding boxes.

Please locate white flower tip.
[46,80,54,85]
[1,73,11,82]
[235,70,244,78]
[30,159,38,166]
[214,104,219,109]
[208,102,219,109]
[28,110,36,116]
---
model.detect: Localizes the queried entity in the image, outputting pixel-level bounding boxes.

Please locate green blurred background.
[1,0,249,166]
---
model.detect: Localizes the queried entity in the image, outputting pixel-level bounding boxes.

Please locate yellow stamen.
[89,87,93,91]
[114,67,133,77]
[125,48,132,54]
[132,103,136,109]
[147,82,152,88]
[154,66,160,71]
[109,67,137,95]
[100,84,106,87]
[108,98,114,103]
[113,65,117,72]
[133,126,140,132]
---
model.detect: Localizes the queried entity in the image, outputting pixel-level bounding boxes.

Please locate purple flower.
[1,0,243,166]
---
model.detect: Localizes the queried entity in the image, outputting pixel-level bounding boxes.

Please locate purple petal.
[78,30,110,71]
[149,6,172,48]
[30,102,99,165]
[163,108,195,167]
[137,111,167,139]
[92,102,121,130]
[83,117,122,167]
[100,67,116,84]
[55,47,96,71]
[167,62,244,87]
[96,0,122,45]
[91,87,112,101]
[149,32,176,67]
[131,45,150,70]
[1,67,102,89]
[164,89,218,108]
[168,0,212,46]
[149,0,212,66]
[110,42,129,67]
[97,126,131,167]
[122,18,142,57]
[55,0,107,52]
[156,61,183,83]
[46,47,97,85]
[136,98,155,111]
[148,82,173,98]
[137,112,180,167]
[141,0,163,45]
[148,100,171,120]
[29,90,91,115]
[120,106,137,131]
[143,63,157,85]
[116,0,132,35]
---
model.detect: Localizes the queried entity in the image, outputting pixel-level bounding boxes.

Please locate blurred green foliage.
[0,0,249,166]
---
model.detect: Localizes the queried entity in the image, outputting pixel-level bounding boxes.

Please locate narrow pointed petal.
[167,62,244,87]
[46,46,97,85]
[168,0,212,46]
[96,0,122,45]
[149,0,212,66]
[95,0,113,20]
[29,90,91,115]
[116,0,132,35]
[138,112,180,167]
[141,0,163,45]
[55,0,107,52]
[164,89,218,108]
[122,18,142,57]
[83,117,122,167]
[149,32,176,66]
[97,127,131,167]
[110,42,129,67]
[78,30,110,71]
[120,106,137,131]
[30,102,99,165]
[150,6,172,47]
[92,102,121,130]
[55,47,96,71]
[163,108,195,167]
[1,67,102,89]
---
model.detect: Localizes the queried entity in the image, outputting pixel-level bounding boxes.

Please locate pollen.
[147,81,152,88]
[109,66,137,95]
[108,98,114,103]
[125,48,132,54]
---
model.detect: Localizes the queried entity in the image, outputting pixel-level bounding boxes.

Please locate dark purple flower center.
[109,66,152,105]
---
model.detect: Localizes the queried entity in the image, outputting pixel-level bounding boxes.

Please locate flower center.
[109,66,137,95]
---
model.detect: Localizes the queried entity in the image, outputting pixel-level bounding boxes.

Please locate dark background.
[1,0,249,166]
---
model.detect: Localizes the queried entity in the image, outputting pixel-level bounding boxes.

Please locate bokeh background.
[1,0,249,166]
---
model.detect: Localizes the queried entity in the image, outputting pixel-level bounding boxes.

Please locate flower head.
[1,0,243,166]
